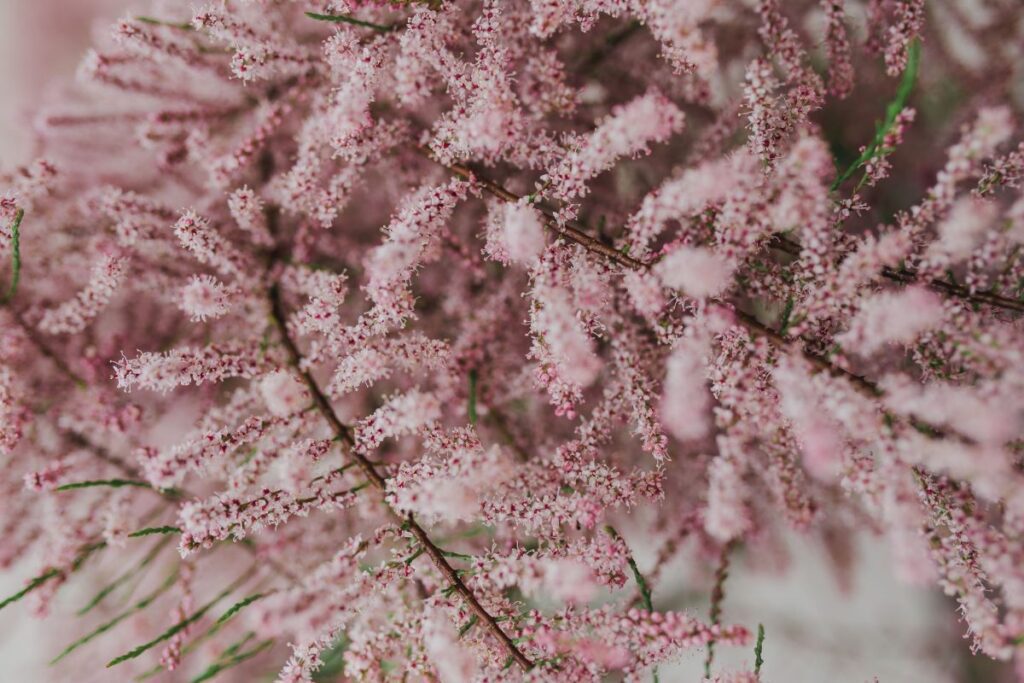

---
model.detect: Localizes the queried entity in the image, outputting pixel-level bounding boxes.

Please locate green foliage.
[312,635,349,682]
[128,526,182,538]
[605,526,653,611]
[754,623,766,675]
[51,572,178,664]
[78,537,172,616]
[468,369,479,425]
[214,592,266,628]
[305,12,393,32]
[832,39,921,191]
[190,634,274,683]
[778,297,795,336]
[458,615,479,638]
[0,541,105,614]
[107,580,241,667]
[605,526,657,682]
[0,569,59,613]
[57,479,152,492]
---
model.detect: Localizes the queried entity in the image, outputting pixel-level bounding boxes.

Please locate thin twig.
[305,11,395,32]
[419,147,645,270]
[769,234,1024,314]
[6,308,87,387]
[424,154,970,437]
[704,542,734,679]
[268,285,533,671]
[67,431,302,585]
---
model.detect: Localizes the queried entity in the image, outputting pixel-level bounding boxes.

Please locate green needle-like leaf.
[832,40,921,191]
[107,576,245,667]
[51,572,178,664]
[128,526,182,538]
[0,569,59,613]
[190,635,274,683]
[57,479,152,492]
[305,12,393,32]
[754,623,766,674]
[78,537,172,616]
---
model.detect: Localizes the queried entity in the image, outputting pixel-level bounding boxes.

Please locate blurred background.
[0,1,1011,680]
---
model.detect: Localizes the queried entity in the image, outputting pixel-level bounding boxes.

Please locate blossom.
[38,254,128,335]
[173,210,252,280]
[353,389,442,453]
[0,366,29,455]
[178,274,237,322]
[821,0,854,99]
[773,354,845,481]
[138,414,275,488]
[837,286,946,356]
[259,370,310,418]
[660,336,712,442]
[884,0,925,76]
[5,0,1024,679]
[387,434,514,524]
[655,246,733,299]
[327,333,450,398]
[705,437,753,543]
[114,342,268,392]
[227,185,273,247]
[502,200,547,266]
[542,89,684,208]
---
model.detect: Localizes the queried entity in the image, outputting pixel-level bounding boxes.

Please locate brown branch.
[268,284,533,671]
[425,159,981,444]
[729,308,881,399]
[769,234,1024,314]
[418,147,646,270]
[426,142,1022,315]
[730,306,976,443]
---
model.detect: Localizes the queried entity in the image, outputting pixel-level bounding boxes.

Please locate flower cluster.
[2,0,1024,681]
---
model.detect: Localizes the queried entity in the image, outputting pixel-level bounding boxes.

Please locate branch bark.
[424,157,982,444]
[268,284,533,671]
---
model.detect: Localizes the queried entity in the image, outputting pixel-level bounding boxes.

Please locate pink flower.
[655,246,734,299]
[179,274,237,322]
[259,370,310,418]
[5,0,1024,677]
[503,201,546,266]
[38,253,128,335]
[837,286,946,355]
[543,89,684,210]
[388,436,514,524]
[660,336,712,442]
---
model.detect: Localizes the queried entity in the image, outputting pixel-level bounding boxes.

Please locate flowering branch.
[267,284,533,671]
[426,149,646,270]
[3,0,1024,678]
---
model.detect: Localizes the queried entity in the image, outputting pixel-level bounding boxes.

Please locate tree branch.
[424,158,981,443]
[267,284,533,671]
[769,234,1024,314]
[418,147,646,270]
